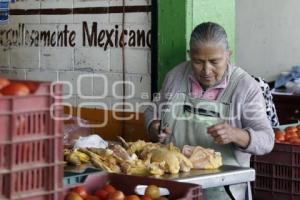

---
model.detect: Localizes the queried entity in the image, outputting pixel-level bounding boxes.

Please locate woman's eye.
[193,60,203,64]
[211,60,219,65]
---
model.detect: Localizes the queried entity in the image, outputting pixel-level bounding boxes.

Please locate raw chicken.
[182,145,222,169]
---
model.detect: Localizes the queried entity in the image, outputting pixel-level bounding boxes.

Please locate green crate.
[64,168,101,186]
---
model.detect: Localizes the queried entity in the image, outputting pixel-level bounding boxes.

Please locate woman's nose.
[203,62,211,74]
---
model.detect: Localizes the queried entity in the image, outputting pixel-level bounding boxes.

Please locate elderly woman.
[144,22,274,199]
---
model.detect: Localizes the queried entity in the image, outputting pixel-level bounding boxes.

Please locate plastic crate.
[64,172,203,200]
[64,167,101,186]
[0,80,64,200]
[251,143,300,200]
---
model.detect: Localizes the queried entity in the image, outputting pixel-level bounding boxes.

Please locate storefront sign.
[0,22,151,49]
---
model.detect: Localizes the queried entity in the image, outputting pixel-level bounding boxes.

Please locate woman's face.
[189,43,230,88]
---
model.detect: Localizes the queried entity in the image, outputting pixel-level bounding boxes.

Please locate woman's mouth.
[200,76,213,80]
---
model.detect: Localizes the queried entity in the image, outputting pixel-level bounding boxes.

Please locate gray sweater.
[144,61,275,168]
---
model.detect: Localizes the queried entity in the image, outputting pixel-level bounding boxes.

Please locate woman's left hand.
[207,122,250,148]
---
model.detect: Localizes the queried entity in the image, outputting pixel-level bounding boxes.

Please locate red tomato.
[140,196,152,200]
[102,184,117,194]
[291,138,300,145]
[285,132,298,142]
[23,82,39,93]
[1,83,30,96]
[107,190,125,200]
[95,189,109,199]
[124,195,141,200]
[297,131,300,138]
[0,78,10,90]
[86,195,100,200]
[275,131,285,142]
[155,197,168,200]
[71,186,88,199]
[65,192,84,200]
[285,126,297,133]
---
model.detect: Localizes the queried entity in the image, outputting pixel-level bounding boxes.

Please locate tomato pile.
[275,125,300,144]
[0,77,38,96]
[65,184,168,200]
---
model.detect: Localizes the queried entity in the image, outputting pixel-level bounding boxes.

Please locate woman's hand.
[207,122,250,148]
[149,120,172,143]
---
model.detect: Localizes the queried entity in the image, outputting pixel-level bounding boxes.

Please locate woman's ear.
[225,50,232,60]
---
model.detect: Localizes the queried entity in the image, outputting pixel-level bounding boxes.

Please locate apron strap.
[224,185,236,200]
[179,62,192,92]
[218,67,246,104]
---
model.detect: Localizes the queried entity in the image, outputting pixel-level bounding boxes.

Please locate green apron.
[162,63,248,200]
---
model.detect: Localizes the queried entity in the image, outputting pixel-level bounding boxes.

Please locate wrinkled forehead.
[190,43,226,59]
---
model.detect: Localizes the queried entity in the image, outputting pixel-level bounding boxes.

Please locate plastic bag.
[285,78,300,95]
[64,115,90,148]
[73,134,108,149]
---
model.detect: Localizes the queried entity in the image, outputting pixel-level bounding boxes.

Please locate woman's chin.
[200,80,215,88]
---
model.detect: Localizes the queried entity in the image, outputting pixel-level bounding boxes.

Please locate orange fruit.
[144,185,160,199]
[124,195,141,200]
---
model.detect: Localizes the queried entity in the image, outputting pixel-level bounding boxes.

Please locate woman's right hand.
[149,120,172,143]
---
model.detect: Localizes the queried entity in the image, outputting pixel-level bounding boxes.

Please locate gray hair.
[189,22,229,51]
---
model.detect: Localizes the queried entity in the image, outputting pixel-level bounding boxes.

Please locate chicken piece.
[65,152,81,165]
[172,151,193,172]
[148,162,165,176]
[108,144,132,160]
[127,140,148,154]
[120,159,149,176]
[149,148,180,174]
[182,145,222,169]
[139,143,162,159]
[90,156,121,173]
[86,148,113,158]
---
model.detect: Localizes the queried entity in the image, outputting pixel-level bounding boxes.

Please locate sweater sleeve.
[144,62,187,132]
[239,79,275,155]
[143,75,169,130]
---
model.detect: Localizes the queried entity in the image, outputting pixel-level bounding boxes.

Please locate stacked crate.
[252,143,300,200]
[64,172,203,200]
[0,81,64,200]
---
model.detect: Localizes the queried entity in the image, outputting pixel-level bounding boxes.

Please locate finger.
[208,128,226,137]
[214,136,225,144]
[207,123,226,132]
[151,120,160,130]
[158,133,168,143]
[215,134,231,144]
[163,127,172,134]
